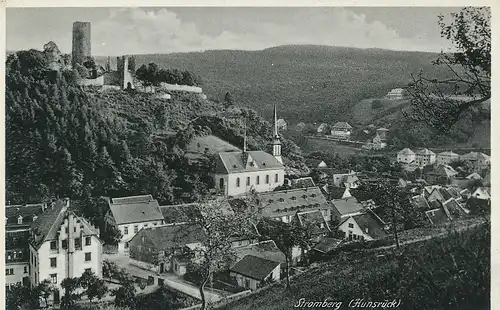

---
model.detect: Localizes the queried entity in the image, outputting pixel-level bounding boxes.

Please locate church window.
[246,177,250,186]
[236,178,240,187]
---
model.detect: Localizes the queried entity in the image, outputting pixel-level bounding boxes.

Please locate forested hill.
[5,48,306,209]
[111,45,452,124]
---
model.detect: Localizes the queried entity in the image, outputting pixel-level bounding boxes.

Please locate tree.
[112,282,137,308]
[34,279,55,309]
[6,284,33,310]
[256,218,309,289]
[181,196,261,310]
[79,269,108,303]
[406,7,491,132]
[60,277,82,309]
[223,91,234,109]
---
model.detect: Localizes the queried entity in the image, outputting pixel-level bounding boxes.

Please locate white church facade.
[213,105,285,197]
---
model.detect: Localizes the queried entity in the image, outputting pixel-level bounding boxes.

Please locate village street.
[103,254,225,303]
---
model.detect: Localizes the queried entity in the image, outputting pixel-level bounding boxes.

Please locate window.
[236,177,240,187]
[125,242,129,249]
[24,266,28,274]
[6,268,14,275]
[50,258,57,268]
[50,274,57,284]
[265,175,269,184]
[124,226,129,235]
[85,237,91,246]
[75,238,82,250]
[65,227,68,234]
[85,252,91,262]
[17,216,23,225]
[275,174,279,183]
[246,177,250,186]
[85,268,92,273]
[144,224,148,228]
[219,178,224,190]
[256,176,260,185]
[134,225,139,234]
[348,223,354,228]
[50,241,57,251]
[62,240,68,249]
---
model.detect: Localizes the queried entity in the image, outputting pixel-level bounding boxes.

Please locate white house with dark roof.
[213,105,285,196]
[337,212,387,241]
[415,148,436,166]
[437,151,460,165]
[29,198,102,304]
[397,148,415,164]
[230,255,281,290]
[105,194,165,254]
[330,122,352,140]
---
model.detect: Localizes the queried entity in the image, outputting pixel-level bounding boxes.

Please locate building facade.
[415,148,436,166]
[105,195,165,254]
[29,199,102,304]
[330,122,352,140]
[437,151,460,166]
[397,148,416,164]
[386,88,406,100]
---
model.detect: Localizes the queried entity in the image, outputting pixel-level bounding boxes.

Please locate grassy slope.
[220,223,489,310]
[97,45,449,124]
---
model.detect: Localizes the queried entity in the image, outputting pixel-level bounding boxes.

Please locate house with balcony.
[330,122,352,140]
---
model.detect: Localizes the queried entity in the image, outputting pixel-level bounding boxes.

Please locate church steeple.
[271,104,283,164]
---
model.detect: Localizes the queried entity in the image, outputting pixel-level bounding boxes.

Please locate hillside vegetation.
[221,223,489,310]
[98,45,452,124]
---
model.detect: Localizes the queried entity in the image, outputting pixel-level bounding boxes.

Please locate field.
[301,137,364,157]
[220,222,489,310]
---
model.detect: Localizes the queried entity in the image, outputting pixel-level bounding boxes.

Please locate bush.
[371,99,383,109]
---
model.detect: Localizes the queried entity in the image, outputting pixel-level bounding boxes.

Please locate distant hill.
[98,45,452,124]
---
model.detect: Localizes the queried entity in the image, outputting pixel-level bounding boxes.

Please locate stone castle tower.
[72,22,91,67]
[116,56,136,90]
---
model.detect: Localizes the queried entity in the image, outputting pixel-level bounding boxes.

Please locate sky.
[6,7,466,55]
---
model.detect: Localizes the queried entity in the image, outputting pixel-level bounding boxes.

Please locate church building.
[213,105,285,196]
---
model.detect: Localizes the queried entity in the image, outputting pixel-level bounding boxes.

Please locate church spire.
[273,103,279,138]
[271,104,283,164]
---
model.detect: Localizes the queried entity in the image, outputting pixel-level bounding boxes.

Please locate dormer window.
[33,215,38,221]
[17,216,23,225]
[249,161,254,167]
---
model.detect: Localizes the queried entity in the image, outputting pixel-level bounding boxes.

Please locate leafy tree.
[60,277,82,309]
[83,57,96,70]
[181,196,261,310]
[6,284,33,310]
[34,279,55,309]
[79,270,108,303]
[406,7,491,132]
[112,282,137,308]
[256,218,309,289]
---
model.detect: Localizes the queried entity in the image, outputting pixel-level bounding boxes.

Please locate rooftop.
[332,122,352,129]
[398,148,415,155]
[313,237,344,253]
[332,197,364,217]
[230,255,280,281]
[215,151,284,174]
[109,194,164,225]
[351,213,387,239]
[233,240,286,264]
[131,223,206,252]
[425,208,449,226]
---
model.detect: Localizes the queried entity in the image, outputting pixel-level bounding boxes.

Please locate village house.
[312,237,344,255]
[105,195,165,254]
[331,197,365,223]
[29,198,102,304]
[472,187,490,201]
[386,88,406,100]
[337,212,387,241]
[5,203,48,289]
[376,128,389,141]
[305,158,328,169]
[437,151,460,166]
[425,165,458,185]
[330,122,352,140]
[397,148,416,164]
[128,223,205,276]
[322,185,352,201]
[233,240,286,266]
[229,255,281,290]
[425,208,450,226]
[415,148,436,166]
[331,170,359,188]
[213,105,285,196]
[460,152,491,171]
